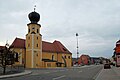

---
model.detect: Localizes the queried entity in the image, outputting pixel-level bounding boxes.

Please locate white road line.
[93,68,103,80]
[44,72,50,74]
[60,70,65,71]
[52,75,66,80]
[53,71,58,72]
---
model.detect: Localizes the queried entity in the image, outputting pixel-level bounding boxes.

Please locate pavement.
[95,66,120,80]
[0,70,32,79]
[0,65,120,80]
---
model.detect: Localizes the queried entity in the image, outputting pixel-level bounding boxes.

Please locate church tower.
[26,9,42,68]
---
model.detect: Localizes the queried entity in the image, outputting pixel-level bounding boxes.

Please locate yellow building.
[10,10,72,68]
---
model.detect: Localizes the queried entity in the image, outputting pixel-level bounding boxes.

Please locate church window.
[28,29,30,33]
[37,37,38,40]
[65,55,66,59]
[63,48,67,51]
[28,44,30,47]
[28,37,30,40]
[37,29,39,33]
[36,44,38,47]
[36,54,38,56]
[68,56,71,59]
[52,55,54,60]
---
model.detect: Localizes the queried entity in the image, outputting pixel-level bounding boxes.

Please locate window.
[28,29,30,33]
[63,48,67,51]
[65,55,66,59]
[37,29,39,33]
[36,44,38,47]
[52,55,54,60]
[37,37,38,40]
[68,56,71,59]
[47,63,51,67]
[28,44,30,47]
[28,37,30,40]
[36,54,38,56]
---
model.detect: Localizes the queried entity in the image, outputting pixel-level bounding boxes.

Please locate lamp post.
[76,33,79,60]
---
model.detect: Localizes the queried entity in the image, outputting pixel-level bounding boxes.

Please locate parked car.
[104,63,111,69]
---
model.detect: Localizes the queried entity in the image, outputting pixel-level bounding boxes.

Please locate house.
[78,54,90,65]
[90,57,101,64]
[114,40,120,67]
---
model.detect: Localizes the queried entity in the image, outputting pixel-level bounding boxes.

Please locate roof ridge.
[15,37,25,40]
[42,41,54,45]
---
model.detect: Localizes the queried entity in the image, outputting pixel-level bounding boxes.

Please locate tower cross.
[34,5,36,12]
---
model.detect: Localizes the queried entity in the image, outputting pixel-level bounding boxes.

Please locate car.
[104,63,111,69]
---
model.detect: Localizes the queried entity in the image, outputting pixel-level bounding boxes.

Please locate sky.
[0,0,120,58]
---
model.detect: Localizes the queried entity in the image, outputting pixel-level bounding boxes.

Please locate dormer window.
[63,48,67,51]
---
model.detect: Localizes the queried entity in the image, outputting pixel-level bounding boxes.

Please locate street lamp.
[76,33,79,59]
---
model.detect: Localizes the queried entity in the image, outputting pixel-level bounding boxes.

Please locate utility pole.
[76,33,79,60]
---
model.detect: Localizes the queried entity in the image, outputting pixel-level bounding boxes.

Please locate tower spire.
[34,5,36,12]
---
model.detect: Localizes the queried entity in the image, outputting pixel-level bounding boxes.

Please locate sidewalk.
[0,70,32,79]
[95,66,120,80]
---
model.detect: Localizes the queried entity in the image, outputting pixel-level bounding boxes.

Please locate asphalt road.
[2,65,103,80]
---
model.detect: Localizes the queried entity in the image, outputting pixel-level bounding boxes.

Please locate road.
[2,65,103,80]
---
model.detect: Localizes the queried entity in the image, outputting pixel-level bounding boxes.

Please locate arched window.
[37,29,39,33]
[52,55,54,60]
[36,44,38,47]
[28,29,30,33]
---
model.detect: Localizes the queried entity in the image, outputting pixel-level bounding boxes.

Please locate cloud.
[0,0,120,58]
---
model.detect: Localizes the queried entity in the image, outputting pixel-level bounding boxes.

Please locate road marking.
[93,68,103,80]
[78,70,82,73]
[52,75,66,80]
[53,71,58,72]
[44,72,50,74]
[60,70,65,71]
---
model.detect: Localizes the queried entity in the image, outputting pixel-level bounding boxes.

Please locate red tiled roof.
[53,40,71,53]
[0,46,5,49]
[42,41,57,52]
[10,38,71,54]
[10,38,25,48]
[80,54,90,58]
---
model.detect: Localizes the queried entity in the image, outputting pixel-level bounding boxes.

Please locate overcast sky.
[0,0,120,58]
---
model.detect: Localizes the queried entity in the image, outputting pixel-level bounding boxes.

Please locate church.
[9,9,72,68]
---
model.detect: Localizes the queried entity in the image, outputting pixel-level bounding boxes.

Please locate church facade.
[10,10,72,68]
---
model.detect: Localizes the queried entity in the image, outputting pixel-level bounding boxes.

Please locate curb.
[0,70,32,79]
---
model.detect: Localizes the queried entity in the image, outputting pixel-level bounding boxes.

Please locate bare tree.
[0,43,18,74]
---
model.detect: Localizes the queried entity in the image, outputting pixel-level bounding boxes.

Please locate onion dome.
[28,11,40,24]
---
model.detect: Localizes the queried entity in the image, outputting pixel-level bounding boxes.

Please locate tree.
[0,43,17,74]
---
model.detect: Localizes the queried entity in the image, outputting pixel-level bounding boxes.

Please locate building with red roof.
[78,54,90,65]
[7,10,72,68]
[114,40,120,67]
